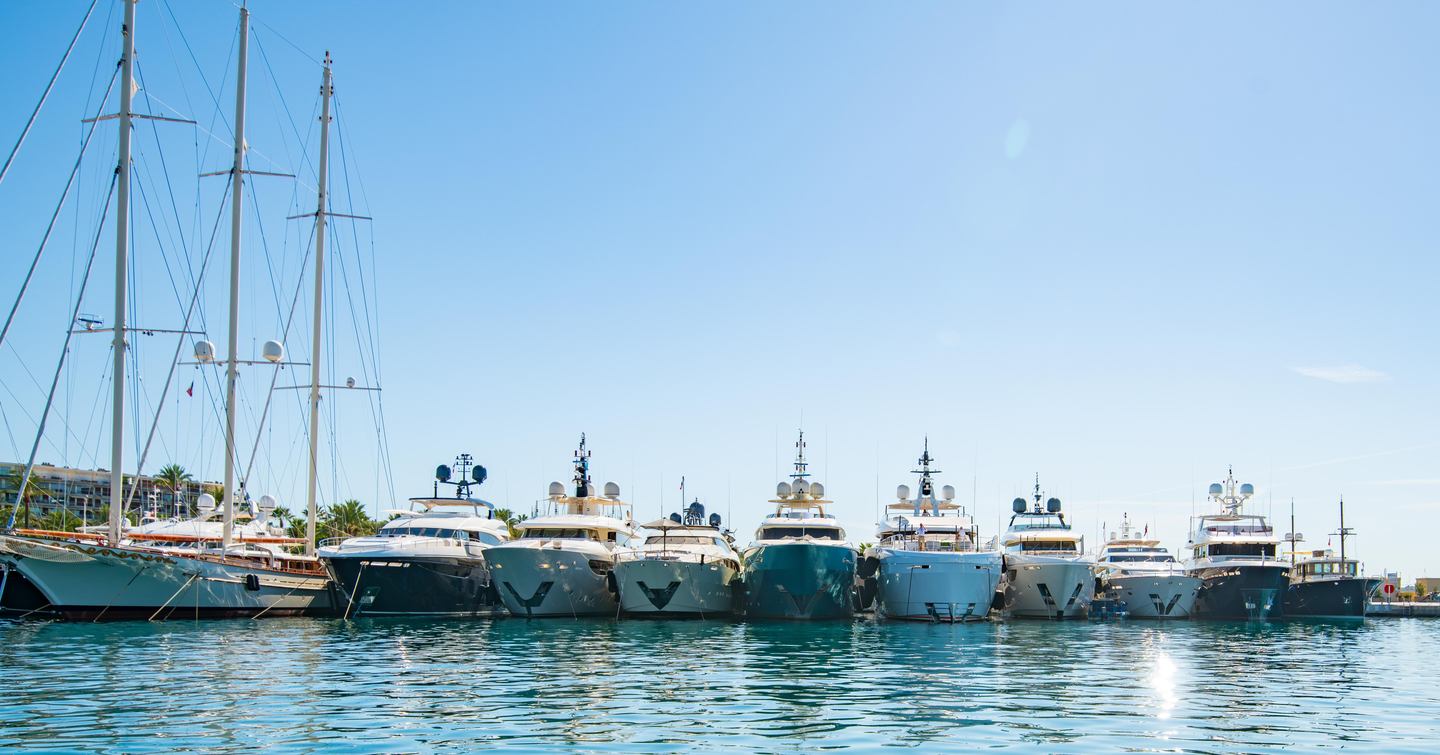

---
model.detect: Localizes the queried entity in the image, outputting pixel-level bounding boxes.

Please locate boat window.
[1104,554,1175,563]
[520,528,599,541]
[1206,542,1276,558]
[759,527,841,541]
[467,530,503,545]
[1021,540,1076,552]
[644,536,716,545]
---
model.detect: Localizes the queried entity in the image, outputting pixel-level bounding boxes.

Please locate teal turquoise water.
[2,616,1438,752]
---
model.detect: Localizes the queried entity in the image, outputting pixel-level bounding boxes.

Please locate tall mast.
[304,53,333,557]
[108,0,137,545]
[221,4,250,549]
[1289,498,1296,568]
[1338,497,1347,563]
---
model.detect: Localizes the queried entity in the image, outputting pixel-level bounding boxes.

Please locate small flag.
[185,380,194,397]
[1143,524,1148,536]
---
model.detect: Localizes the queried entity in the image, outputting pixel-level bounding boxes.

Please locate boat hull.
[1284,577,1379,619]
[874,549,1002,622]
[325,555,501,618]
[485,545,618,618]
[1191,564,1290,620]
[1104,573,1202,619]
[0,563,54,616]
[1002,556,1095,619]
[0,535,333,621]
[614,558,737,617]
[742,542,855,620]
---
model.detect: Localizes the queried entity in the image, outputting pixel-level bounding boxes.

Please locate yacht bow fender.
[605,570,619,595]
[857,554,880,579]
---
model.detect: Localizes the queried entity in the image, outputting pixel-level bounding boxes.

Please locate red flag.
[185,381,194,397]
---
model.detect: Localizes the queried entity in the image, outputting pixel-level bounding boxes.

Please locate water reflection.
[0,616,1437,751]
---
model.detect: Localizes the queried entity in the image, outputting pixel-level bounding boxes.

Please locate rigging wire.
[0,0,100,190]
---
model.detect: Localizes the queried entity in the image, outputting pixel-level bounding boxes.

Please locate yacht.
[320,454,512,618]
[485,436,639,617]
[1186,469,1289,620]
[1284,497,1380,619]
[1095,514,1200,619]
[868,442,1001,622]
[613,500,740,617]
[740,432,857,620]
[999,479,1094,619]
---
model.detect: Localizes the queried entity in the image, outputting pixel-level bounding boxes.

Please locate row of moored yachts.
[1,433,1375,622]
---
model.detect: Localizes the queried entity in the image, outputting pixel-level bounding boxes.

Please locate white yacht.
[868,442,1001,622]
[614,500,740,617]
[1096,514,1200,619]
[320,454,512,618]
[485,436,639,618]
[740,432,857,620]
[1185,469,1290,620]
[999,479,1094,619]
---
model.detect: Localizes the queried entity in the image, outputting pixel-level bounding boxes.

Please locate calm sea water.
[1,616,1436,753]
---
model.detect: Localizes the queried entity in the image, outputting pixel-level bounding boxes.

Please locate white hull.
[614,558,737,617]
[1105,572,1201,619]
[1002,556,1094,619]
[486,543,618,617]
[0,535,332,620]
[874,549,1001,622]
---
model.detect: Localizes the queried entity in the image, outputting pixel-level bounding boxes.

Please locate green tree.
[38,508,82,532]
[1,469,50,527]
[493,508,527,538]
[324,499,378,538]
[155,464,193,510]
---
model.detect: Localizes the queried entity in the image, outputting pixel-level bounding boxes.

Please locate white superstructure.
[999,479,1094,619]
[1096,514,1200,619]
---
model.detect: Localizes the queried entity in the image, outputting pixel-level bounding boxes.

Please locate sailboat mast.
[305,54,333,557]
[1338,496,1346,563]
[108,0,137,545]
[221,4,250,549]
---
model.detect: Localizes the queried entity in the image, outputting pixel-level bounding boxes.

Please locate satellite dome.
[193,340,215,363]
[473,465,488,484]
[345,376,356,389]
[1239,483,1255,496]
[197,493,217,512]
[810,482,825,498]
[897,484,911,501]
[547,481,565,497]
[1012,497,1026,514]
[669,512,682,523]
[1046,497,1062,513]
[1208,483,1223,496]
[776,481,792,498]
[709,512,722,527]
[688,501,705,520]
[793,480,810,496]
[261,340,284,363]
[603,481,620,499]
[257,494,277,512]
[941,485,956,501]
[436,464,452,482]
[583,483,596,497]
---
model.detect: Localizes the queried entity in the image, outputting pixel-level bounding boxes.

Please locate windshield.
[1010,515,1069,531]
[1205,542,1276,557]
[521,528,601,541]
[759,526,841,541]
[644,535,722,546]
[1021,540,1077,553]
[1103,554,1175,563]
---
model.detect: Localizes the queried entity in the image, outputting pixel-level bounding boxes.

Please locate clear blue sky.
[1,2,1436,578]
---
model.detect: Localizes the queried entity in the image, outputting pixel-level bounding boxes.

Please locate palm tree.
[155,463,192,505]
[493,507,527,539]
[1,468,50,527]
[323,499,378,539]
[38,508,82,533]
[271,505,293,528]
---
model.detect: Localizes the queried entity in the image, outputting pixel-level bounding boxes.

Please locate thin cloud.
[1291,365,1389,383]
[1370,478,1440,487]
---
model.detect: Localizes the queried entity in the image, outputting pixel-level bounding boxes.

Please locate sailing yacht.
[320,455,512,617]
[485,436,639,617]
[1186,469,1290,620]
[0,4,357,619]
[740,432,857,620]
[868,442,1001,622]
[1095,514,1200,619]
[1283,498,1380,619]
[999,479,1095,619]
[613,500,740,617]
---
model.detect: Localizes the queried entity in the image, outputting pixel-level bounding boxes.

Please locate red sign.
[1383,583,1397,595]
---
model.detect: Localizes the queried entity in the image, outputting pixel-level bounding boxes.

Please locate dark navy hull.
[0,566,54,616]
[1193,564,1290,620]
[326,556,502,617]
[1285,577,1378,619]
[742,543,856,620]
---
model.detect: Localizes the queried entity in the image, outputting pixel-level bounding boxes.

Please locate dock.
[1368,601,1440,617]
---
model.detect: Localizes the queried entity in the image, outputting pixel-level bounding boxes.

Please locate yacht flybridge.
[321,454,511,617]
[1096,514,1200,619]
[1186,469,1289,620]
[486,436,639,617]
[999,478,1095,619]
[868,441,1001,622]
[741,431,857,620]
[614,499,740,617]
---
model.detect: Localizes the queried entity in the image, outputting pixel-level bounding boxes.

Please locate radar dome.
[810,482,825,498]
[435,464,452,482]
[261,340,284,363]
[941,485,956,501]
[257,494,277,513]
[473,465,488,484]
[669,512,682,523]
[897,484,911,501]
[603,481,620,499]
[547,481,565,497]
[709,512,721,527]
[776,481,792,498]
[345,376,356,389]
[197,493,217,512]
[583,483,596,497]
[1208,483,1223,496]
[1046,497,1062,513]
[1012,497,1026,514]
[1240,483,1255,496]
[193,340,215,363]
[793,480,810,496]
